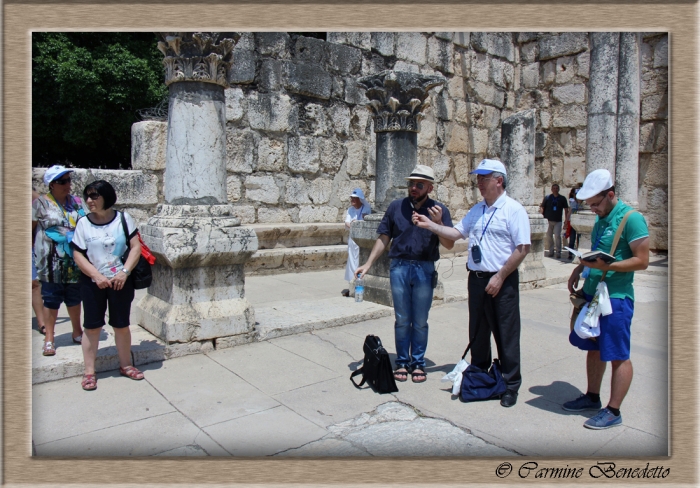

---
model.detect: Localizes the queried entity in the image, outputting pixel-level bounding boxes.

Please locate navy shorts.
[41,281,82,309]
[569,295,634,361]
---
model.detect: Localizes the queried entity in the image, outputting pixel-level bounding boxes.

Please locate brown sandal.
[119,365,144,381]
[81,374,97,391]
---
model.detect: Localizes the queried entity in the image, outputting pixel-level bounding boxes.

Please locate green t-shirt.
[582,200,649,300]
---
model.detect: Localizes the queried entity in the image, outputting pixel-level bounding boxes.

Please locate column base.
[135,290,255,344]
[571,211,597,252]
[519,209,548,283]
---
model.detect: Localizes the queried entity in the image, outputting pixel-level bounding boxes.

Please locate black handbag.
[120,212,153,289]
[458,340,506,402]
[350,335,398,394]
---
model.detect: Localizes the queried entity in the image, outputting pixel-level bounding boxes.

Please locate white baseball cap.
[405,165,435,182]
[349,188,366,199]
[576,169,614,200]
[470,159,507,175]
[43,165,74,185]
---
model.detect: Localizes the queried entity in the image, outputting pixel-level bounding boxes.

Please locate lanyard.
[479,204,497,244]
[591,225,606,251]
[47,193,77,228]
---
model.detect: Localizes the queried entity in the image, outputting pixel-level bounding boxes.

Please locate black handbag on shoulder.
[120,212,153,289]
[350,335,398,394]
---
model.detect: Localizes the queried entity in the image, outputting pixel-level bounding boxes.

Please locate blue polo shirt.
[377,197,453,262]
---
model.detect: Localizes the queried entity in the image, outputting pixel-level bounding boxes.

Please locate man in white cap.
[356,165,454,384]
[414,159,530,407]
[563,169,649,429]
[342,188,371,296]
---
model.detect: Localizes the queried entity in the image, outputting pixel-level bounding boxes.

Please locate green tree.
[32,32,167,169]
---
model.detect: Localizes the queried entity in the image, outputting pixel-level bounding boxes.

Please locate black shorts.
[80,275,134,329]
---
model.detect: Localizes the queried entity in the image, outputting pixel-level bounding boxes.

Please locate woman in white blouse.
[71,180,143,391]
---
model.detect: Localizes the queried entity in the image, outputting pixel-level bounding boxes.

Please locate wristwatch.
[122,268,131,276]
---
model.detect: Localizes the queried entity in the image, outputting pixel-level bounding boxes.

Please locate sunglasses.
[86,192,101,201]
[53,177,71,185]
[408,181,426,190]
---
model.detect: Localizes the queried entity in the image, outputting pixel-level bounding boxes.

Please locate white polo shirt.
[455,191,531,272]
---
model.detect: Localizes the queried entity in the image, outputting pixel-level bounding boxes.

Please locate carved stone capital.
[157,32,240,87]
[357,70,445,133]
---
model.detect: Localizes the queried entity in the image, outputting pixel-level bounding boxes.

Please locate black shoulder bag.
[350,335,398,394]
[120,212,153,289]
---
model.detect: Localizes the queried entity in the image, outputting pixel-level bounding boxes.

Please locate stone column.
[136,33,259,352]
[501,109,547,284]
[574,32,621,251]
[351,71,445,306]
[615,32,641,209]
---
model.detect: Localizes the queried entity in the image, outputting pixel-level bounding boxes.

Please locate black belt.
[467,268,497,279]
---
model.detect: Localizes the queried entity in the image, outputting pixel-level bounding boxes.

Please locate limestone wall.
[33,32,669,250]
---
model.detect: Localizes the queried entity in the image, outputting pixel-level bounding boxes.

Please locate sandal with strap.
[81,374,97,391]
[411,369,427,383]
[39,325,46,336]
[42,341,56,356]
[119,365,144,381]
[393,368,409,382]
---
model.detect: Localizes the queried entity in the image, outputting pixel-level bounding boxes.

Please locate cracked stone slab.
[319,402,515,457]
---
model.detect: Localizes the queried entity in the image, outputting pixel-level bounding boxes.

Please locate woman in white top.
[71,180,143,391]
[343,188,371,294]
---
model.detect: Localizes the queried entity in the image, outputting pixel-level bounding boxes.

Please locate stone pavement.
[31,253,668,457]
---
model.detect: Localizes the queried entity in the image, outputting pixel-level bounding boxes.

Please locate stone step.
[246,244,349,275]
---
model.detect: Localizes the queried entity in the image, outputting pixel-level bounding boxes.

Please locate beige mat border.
[4,1,691,486]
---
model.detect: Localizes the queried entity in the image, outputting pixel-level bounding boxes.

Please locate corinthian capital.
[357,70,445,133]
[157,32,241,87]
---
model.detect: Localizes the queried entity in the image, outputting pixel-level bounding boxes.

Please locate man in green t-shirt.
[564,169,650,430]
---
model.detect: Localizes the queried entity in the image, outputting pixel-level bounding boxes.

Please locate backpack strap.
[600,209,636,282]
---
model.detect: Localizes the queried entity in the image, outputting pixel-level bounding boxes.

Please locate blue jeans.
[390,259,435,371]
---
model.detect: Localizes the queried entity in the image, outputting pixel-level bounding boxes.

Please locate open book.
[564,247,616,264]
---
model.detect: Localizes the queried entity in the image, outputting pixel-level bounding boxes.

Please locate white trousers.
[344,238,360,282]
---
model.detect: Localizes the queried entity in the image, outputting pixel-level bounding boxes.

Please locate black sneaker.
[500,389,518,407]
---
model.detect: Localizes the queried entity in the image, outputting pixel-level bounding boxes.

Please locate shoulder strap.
[600,209,636,282]
[120,211,131,250]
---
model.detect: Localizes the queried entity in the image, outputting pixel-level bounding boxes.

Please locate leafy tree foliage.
[32,33,167,169]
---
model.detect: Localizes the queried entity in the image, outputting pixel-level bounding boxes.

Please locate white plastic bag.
[574,303,601,339]
[596,281,613,316]
[441,359,469,395]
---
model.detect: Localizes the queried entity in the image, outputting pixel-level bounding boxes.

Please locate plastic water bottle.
[355,273,364,303]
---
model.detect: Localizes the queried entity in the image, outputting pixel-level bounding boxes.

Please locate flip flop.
[72,334,82,344]
[39,326,46,335]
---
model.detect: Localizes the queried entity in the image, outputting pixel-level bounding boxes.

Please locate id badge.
[553,206,557,211]
[471,244,482,264]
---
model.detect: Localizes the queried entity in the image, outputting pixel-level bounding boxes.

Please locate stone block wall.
[638,33,668,250]
[33,32,668,250]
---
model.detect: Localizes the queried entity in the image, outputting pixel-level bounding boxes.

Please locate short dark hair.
[598,186,615,198]
[83,180,117,209]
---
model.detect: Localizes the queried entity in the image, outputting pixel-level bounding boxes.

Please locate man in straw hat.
[356,165,454,384]
[414,159,530,407]
[563,168,649,429]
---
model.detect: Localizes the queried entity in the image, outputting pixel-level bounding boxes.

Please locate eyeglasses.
[86,192,101,201]
[588,194,608,209]
[476,175,494,183]
[53,177,71,185]
[408,181,426,190]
